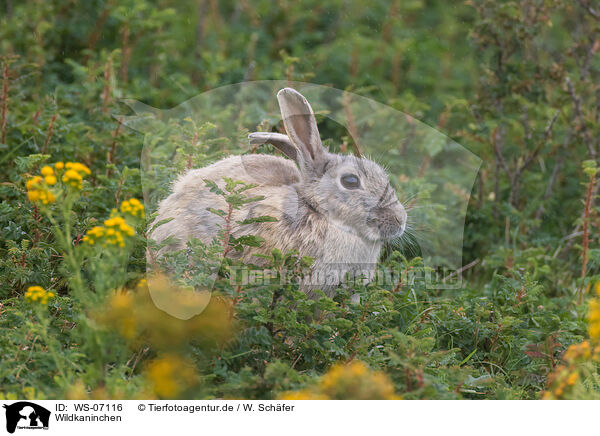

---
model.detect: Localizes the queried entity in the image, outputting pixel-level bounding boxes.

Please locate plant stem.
[41,113,57,154]
[45,197,85,300]
[1,62,9,145]
[222,202,233,258]
[36,307,69,388]
[580,172,596,304]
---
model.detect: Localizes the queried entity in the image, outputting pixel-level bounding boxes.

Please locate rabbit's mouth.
[367,203,407,241]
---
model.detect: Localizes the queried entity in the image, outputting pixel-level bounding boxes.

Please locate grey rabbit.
[148,88,407,297]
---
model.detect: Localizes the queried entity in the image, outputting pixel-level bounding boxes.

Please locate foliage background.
[1,0,600,399]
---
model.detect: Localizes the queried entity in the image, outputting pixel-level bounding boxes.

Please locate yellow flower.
[27,190,40,202]
[145,354,198,398]
[25,161,89,205]
[27,188,56,205]
[279,390,328,400]
[588,298,600,343]
[65,162,91,175]
[26,176,42,190]
[107,293,137,338]
[62,169,83,189]
[82,215,134,247]
[25,286,55,305]
[40,166,54,176]
[120,198,145,219]
[111,292,133,310]
[93,276,233,354]
[64,170,81,179]
[41,191,56,204]
[44,175,57,185]
[543,335,600,399]
[119,223,134,236]
[564,340,592,361]
[76,164,91,175]
[56,162,90,190]
[283,361,400,400]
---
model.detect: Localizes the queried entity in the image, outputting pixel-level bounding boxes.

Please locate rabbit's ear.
[248,132,298,162]
[277,88,326,172]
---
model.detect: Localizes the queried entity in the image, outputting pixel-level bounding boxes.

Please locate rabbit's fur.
[148,88,406,297]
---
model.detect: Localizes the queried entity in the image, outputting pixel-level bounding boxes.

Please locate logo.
[2,402,50,434]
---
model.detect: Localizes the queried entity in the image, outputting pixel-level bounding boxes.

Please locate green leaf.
[237,216,278,225]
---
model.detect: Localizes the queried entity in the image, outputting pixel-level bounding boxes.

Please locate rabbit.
[148,88,407,297]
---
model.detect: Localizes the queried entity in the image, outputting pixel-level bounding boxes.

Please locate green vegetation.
[1,0,600,400]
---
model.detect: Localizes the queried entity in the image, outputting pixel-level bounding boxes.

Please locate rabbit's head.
[251,88,407,243]
[308,153,407,242]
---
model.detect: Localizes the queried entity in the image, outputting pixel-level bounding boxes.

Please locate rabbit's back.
[150,154,300,255]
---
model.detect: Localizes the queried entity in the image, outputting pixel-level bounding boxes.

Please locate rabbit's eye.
[340,174,360,190]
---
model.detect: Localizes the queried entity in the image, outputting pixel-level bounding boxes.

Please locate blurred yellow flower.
[95,276,232,351]
[543,330,600,399]
[27,190,40,202]
[58,162,91,189]
[145,354,198,398]
[564,340,592,361]
[281,361,400,400]
[40,166,54,176]
[26,176,42,190]
[567,372,578,386]
[120,198,145,219]
[279,390,328,400]
[65,162,91,175]
[25,161,90,205]
[26,175,56,205]
[43,191,56,204]
[66,379,145,400]
[62,169,83,189]
[66,380,89,400]
[44,175,57,185]
[588,298,600,342]
[82,215,134,247]
[25,286,55,305]
[26,187,55,205]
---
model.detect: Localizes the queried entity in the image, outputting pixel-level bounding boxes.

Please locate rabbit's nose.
[367,202,407,240]
[394,203,407,231]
